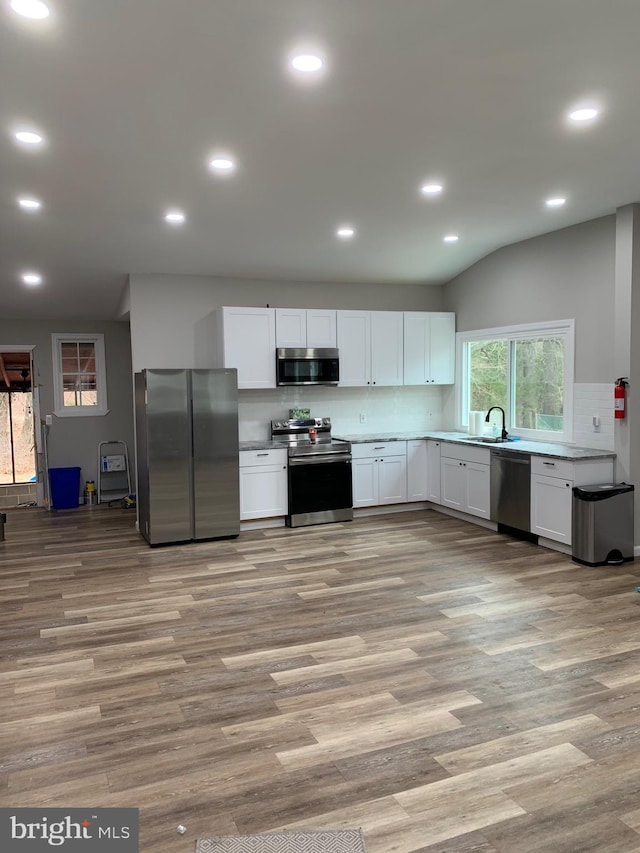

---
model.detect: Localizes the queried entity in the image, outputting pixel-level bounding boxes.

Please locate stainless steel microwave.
[276,348,339,386]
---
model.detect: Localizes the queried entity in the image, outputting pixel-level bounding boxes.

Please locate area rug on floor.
[195,829,367,853]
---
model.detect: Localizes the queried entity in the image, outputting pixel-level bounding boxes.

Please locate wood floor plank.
[1,505,639,852]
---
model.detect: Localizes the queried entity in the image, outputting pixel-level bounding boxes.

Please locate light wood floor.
[2,505,640,852]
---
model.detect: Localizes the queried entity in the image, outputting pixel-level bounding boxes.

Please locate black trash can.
[572,483,634,566]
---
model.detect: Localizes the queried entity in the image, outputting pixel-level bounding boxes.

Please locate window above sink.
[456,319,575,444]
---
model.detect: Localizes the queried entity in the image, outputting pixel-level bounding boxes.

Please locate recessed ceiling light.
[420,183,443,196]
[22,272,42,285]
[10,0,50,19]
[443,234,459,243]
[291,54,324,73]
[546,197,566,208]
[15,130,44,145]
[568,106,599,122]
[18,197,42,210]
[336,226,355,239]
[164,210,185,224]
[209,157,235,173]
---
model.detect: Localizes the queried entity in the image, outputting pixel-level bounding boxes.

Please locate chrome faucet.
[485,406,509,440]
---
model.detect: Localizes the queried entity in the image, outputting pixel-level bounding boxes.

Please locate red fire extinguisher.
[615,378,628,419]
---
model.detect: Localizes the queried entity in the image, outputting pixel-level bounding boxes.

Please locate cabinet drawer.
[531,456,574,480]
[351,440,407,459]
[240,448,287,468]
[441,442,490,465]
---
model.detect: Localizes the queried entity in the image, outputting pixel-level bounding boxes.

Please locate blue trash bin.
[48,467,81,509]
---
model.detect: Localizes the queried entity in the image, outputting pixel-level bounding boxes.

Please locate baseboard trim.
[431,504,497,531]
[353,502,432,518]
[240,517,286,531]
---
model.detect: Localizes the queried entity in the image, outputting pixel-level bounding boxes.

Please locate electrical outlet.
[45,414,53,426]
[593,415,601,433]
[359,412,367,424]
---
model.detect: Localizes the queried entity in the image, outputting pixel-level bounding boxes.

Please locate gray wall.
[443,216,615,382]
[0,319,134,494]
[128,275,444,371]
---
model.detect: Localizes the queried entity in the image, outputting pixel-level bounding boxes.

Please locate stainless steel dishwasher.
[490,448,531,533]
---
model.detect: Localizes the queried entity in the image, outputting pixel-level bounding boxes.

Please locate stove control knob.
[274,422,281,428]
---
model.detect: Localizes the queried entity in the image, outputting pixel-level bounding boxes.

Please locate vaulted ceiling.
[2,0,639,320]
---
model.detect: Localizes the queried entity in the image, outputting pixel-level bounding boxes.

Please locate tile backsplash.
[238,385,444,440]
[238,382,614,450]
[573,383,614,449]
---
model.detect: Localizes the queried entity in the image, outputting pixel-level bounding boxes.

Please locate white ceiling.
[2,0,640,320]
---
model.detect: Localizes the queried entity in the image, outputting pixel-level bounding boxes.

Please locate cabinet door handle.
[257,453,269,457]
[543,461,556,467]
[374,446,385,450]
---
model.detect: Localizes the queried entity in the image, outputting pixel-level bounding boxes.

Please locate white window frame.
[52,333,109,418]
[456,319,575,443]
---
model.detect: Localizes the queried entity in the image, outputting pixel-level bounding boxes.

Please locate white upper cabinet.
[306,309,337,348]
[337,310,403,386]
[371,311,404,386]
[337,311,371,386]
[275,308,337,348]
[216,306,276,389]
[275,308,306,348]
[403,312,455,385]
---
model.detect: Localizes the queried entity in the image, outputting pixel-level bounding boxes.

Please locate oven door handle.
[289,454,352,466]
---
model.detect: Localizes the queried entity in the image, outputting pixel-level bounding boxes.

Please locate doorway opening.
[0,350,38,506]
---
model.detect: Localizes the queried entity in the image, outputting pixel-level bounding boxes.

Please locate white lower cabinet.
[407,440,428,501]
[441,443,491,519]
[531,473,573,544]
[352,441,407,508]
[427,440,442,503]
[530,455,614,545]
[239,449,288,520]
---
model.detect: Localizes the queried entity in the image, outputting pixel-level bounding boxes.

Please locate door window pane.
[0,392,36,484]
[0,395,11,485]
[12,392,35,482]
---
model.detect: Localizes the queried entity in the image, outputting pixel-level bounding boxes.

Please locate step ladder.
[97,440,132,505]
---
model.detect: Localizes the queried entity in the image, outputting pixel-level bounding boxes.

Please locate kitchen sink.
[461,436,508,443]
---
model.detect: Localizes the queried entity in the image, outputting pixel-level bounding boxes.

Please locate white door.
[531,474,573,543]
[465,462,491,518]
[427,440,442,503]
[306,310,337,348]
[371,311,404,386]
[275,308,307,348]
[352,457,378,507]
[337,311,371,386]
[430,313,456,384]
[407,440,428,501]
[441,457,466,511]
[240,465,288,520]
[403,312,430,385]
[378,455,408,504]
[219,307,276,389]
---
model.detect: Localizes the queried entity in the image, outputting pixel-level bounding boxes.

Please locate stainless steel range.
[271,417,353,527]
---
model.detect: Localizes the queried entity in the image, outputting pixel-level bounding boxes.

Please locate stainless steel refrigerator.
[134,368,239,545]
